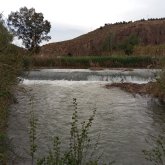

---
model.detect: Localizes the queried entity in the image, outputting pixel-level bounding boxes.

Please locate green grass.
[29,55,162,68]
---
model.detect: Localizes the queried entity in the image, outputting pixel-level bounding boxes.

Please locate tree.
[8,7,51,52]
[102,32,116,54]
[119,34,139,55]
[0,14,13,52]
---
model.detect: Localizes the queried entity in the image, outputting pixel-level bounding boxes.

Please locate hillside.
[40,19,165,56]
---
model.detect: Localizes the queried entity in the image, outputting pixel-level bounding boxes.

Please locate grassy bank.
[25,55,164,69]
[0,45,23,164]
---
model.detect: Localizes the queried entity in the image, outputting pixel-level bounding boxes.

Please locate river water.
[8,69,165,165]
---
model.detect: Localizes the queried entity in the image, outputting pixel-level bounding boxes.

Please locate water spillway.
[8,69,165,165]
[22,69,158,83]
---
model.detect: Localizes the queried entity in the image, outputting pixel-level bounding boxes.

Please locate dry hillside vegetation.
[40,19,165,56]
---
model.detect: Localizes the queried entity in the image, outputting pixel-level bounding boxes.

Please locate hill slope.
[40,19,165,56]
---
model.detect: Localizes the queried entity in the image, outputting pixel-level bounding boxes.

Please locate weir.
[23,69,159,83]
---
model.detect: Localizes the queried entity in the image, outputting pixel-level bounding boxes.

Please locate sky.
[0,0,165,45]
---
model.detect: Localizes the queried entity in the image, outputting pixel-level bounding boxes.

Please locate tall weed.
[28,98,114,165]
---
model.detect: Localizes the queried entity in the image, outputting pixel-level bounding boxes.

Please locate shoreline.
[105,82,165,103]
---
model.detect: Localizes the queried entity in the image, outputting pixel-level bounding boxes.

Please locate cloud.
[1,0,165,44]
[49,23,88,42]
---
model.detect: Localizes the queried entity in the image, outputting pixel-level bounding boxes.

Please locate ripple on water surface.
[8,77,165,165]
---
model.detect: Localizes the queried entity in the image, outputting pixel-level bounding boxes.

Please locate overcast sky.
[1,0,165,45]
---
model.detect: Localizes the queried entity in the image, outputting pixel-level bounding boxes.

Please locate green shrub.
[0,17,13,52]
[119,34,139,55]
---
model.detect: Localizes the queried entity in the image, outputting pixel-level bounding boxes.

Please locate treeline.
[100,17,165,28]
[102,33,139,55]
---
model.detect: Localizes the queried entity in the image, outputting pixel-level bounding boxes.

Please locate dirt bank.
[105,82,165,102]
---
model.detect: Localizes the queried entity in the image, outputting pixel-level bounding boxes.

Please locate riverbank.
[0,48,23,164]
[106,81,165,103]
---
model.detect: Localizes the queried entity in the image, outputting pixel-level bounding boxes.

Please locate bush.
[119,34,139,55]
[0,16,13,52]
[0,15,23,164]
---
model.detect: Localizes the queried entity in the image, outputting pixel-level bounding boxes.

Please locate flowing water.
[8,69,165,165]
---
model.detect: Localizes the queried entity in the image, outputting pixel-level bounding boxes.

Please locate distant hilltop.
[40,18,165,56]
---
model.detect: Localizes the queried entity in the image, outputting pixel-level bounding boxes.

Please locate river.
[8,69,165,165]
